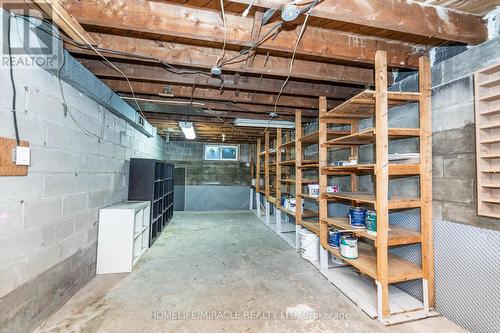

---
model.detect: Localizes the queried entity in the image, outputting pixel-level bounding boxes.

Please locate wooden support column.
[374,50,390,318]
[276,129,282,208]
[318,97,328,248]
[419,56,435,308]
[295,110,303,225]
[350,119,360,192]
[256,139,261,193]
[264,132,270,199]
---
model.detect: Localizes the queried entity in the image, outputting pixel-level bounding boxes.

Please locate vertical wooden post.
[276,129,282,208]
[295,110,303,225]
[374,50,390,318]
[265,131,270,199]
[256,139,261,193]
[419,55,435,308]
[350,119,359,192]
[318,97,328,248]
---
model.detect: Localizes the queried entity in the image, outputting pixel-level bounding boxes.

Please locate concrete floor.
[34,211,468,333]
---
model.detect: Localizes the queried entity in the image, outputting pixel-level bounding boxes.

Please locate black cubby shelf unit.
[128,158,175,246]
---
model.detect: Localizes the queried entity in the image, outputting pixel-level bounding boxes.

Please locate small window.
[204,145,239,161]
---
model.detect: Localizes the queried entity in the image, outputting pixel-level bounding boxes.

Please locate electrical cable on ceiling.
[215,0,228,68]
[7,14,21,146]
[242,0,255,17]
[260,0,318,134]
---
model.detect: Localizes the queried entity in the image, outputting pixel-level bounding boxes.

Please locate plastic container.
[308,184,320,197]
[366,210,377,235]
[299,228,320,262]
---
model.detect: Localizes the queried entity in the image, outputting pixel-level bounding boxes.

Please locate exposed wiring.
[242,0,255,17]
[215,0,227,68]
[7,14,21,145]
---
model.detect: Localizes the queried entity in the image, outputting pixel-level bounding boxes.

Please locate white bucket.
[299,229,319,262]
[308,184,320,197]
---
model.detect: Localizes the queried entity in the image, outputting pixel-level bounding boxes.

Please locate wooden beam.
[62,0,423,68]
[67,33,375,85]
[101,78,341,110]
[33,0,95,45]
[374,50,390,318]
[77,58,360,98]
[227,0,487,44]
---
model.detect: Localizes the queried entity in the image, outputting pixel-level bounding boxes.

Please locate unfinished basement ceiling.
[53,0,491,143]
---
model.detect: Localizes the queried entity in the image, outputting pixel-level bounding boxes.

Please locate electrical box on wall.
[0,137,29,176]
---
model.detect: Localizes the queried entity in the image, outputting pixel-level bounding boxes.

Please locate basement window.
[204,145,239,161]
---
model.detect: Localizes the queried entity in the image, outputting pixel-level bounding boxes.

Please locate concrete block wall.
[0,61,166,331]
[166,141,251,210]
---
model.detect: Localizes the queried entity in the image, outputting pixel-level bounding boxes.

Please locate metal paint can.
[365,210,377,236]
[340,233,358,259]
[349,207,367,228]
[328,229,341,248]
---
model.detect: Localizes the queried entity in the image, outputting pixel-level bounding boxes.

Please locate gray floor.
[35,211,467,333]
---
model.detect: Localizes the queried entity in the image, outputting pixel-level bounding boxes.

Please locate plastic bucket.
[299,228,319,262]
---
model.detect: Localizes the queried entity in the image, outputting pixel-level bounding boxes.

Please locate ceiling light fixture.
[234,118,295,129]
[178,121,196,140]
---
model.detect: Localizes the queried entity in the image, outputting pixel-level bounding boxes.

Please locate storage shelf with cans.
[317,51,436,325]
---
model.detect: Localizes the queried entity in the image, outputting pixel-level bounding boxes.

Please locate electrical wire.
[262,1,318,134]
[215,0,227,68]
[7,14,21,145]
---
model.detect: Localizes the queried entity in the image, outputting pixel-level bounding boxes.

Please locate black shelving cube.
[129,158,175,246]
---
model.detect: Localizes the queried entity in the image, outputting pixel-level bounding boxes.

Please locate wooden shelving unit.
[475,62,500,218]
[318,50,435,324]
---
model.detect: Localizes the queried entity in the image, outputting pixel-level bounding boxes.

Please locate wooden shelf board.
[479,93,500,102]
[302,209,319,218]
[483,198,500,204]
[322,192,421,209]
[479,77,500,88]
[301,179,319,185]
[279,179,296,183]
[279,160,296,166]
[322,163,420,176]
[298,163,319,169]
[299,193,319,201]
[324,128,420,146]
[301,130,351,144]
[319,266,424,319]
[481,138,500,144]
[482,184,500,188]
[325,242,423,283]
[481,108,500,116]
[481,154,500,159]
[301,222,320,235]
[480,122,500,130]
[322,90,420,119]
[278,140,295,148]
[323,217,421,246]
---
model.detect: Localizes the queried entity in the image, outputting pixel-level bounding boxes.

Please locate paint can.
[340,233,358,259]
[289,198,296,212]
[349,207,367,228]
[365,210,377,236]
[328,229,341,248]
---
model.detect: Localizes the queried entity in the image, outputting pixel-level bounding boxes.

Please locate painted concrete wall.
[166,141,252,210]
[0,41,166,333]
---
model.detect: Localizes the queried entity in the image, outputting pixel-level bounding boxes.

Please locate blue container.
[349,207,367,228]
[328,229,341,248]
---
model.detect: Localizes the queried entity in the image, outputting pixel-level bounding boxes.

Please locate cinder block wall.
[166,141,252,210]
[0,62,166,331]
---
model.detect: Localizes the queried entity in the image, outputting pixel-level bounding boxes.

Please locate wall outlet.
[14,146,31,166]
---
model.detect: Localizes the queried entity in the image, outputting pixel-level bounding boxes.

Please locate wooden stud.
[276,129,282,208]
[265,131,270,199]
[419,55,435,308]
[374,50,390,318]
[318,97,328,247]
[295,110,302,225]
[0,138,29,176]
[256,139,261,193]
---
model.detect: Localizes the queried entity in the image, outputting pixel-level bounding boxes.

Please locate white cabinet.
[96,201,150,274]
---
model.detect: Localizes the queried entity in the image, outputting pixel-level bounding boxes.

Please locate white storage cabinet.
[97,201,150,274]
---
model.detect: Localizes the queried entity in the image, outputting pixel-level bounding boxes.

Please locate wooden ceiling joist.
[78,58,361,98]
[227,0,488,44]
[67,33,376,85]
[102,79,341,110]
[62,0,425,68]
